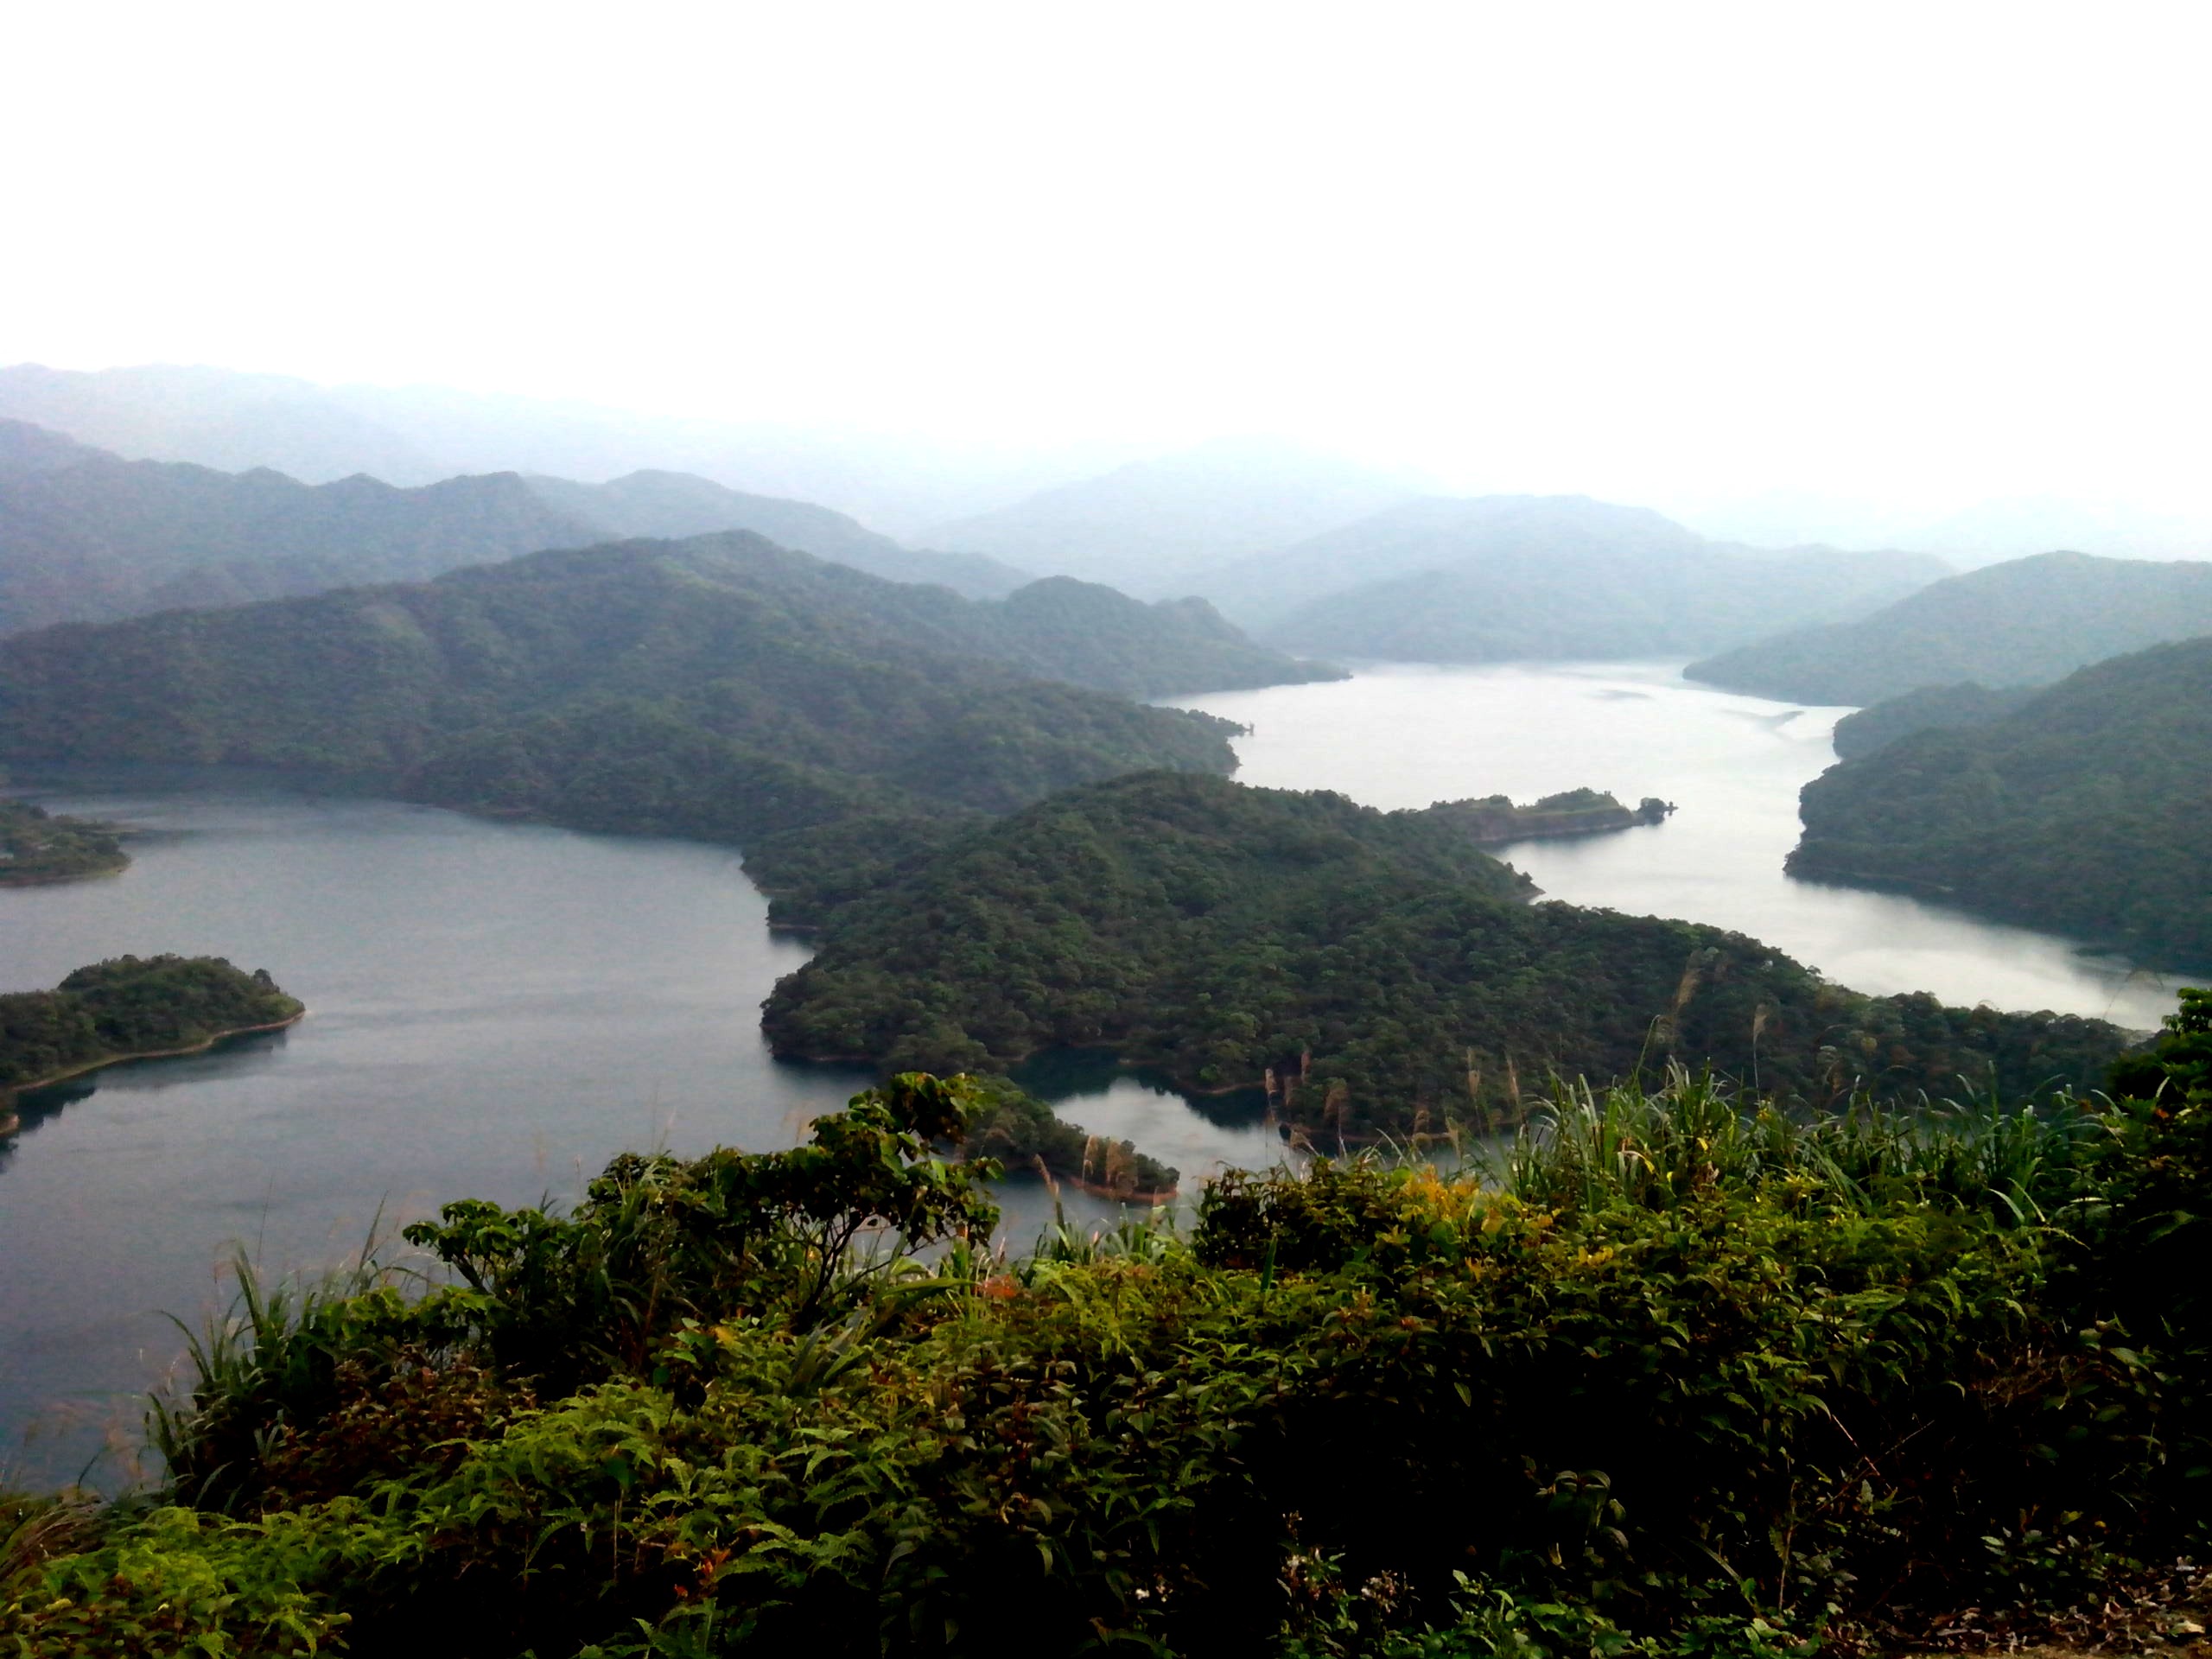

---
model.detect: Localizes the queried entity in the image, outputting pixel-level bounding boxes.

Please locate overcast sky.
[5,2,2209,517]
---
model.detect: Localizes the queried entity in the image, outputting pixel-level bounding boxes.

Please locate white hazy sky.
[5,2,2210,514]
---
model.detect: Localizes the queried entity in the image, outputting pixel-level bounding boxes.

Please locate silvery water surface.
[0,663,2188,1486]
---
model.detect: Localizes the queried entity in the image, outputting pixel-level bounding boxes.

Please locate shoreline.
[2,1009,306,1107]
[0,857,130,889]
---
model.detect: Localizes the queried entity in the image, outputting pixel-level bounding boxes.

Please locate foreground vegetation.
[0,798,126,885]
[1792,636,2212,963]
[3,995,2204,1656]
[765,772,2125,1137]
[0,955,301,1095]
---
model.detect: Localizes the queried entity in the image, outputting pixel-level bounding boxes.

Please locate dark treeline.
[764,772,2121,1137]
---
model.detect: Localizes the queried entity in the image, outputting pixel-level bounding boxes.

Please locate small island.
[1422,787,1675,845]
[962,1083,1179,1204]
[0,956,303,1128]
[0,798,130,886]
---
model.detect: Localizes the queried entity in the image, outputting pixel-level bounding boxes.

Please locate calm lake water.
[1,662,2190,1484]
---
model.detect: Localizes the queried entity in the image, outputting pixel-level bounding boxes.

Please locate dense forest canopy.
[1791,635,2212,964]
[0,955,301,1092]
[1230,494,1943,651]
[764,772,2122,1137]
[1686,549,2212,705]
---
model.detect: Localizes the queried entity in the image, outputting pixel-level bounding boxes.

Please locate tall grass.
[1491,1066,2104,1225]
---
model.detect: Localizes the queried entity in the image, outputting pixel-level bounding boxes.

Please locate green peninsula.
[762,772,2120,1138]
[963,1080,1179,1202]
[0,955,302,1107]
[0,798,126,885]
[1792,635,2212,963]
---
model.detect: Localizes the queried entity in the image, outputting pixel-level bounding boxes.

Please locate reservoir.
[1,663,2190,1485]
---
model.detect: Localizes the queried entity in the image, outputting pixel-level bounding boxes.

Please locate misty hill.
[0,423,599,633]
[0,363,449,485]
[762,770,2121,1139]
[0,421,1041,633]
[1243,495,1943,659]
[925,438,1422,596]
[1789,637,2212,964]
[522,470,1030,597]
[1685,550,2212,706]
[0,362,1116,534]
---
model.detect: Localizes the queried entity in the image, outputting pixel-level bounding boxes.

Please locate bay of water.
[1,663,2190,1485]
[1169,662,2184,1029]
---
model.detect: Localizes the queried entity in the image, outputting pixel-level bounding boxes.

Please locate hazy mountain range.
[0,420,1026,634]
[924,438,1427,596]
[0,363,1122,537]
[1685,550,2212,706]
[1221,495,1947,660]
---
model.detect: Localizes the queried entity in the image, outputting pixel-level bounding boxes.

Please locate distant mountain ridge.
[1686,550,2212,706]
[0,361,1123,534]
[925,438,1424,596]
[0,419,1029,634]
[1235,494,1946,661]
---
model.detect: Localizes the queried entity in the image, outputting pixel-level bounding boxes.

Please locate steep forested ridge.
[1687,549,2212,705]
[0,955,301,1092]
[1241,494,1943,654]
[764,772,2120,1135]
[1791,637,2212,963]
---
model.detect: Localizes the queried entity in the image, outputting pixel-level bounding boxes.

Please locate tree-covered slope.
[1829,683,2038,760]
[763,772,2120,1135]
[1687,550,2212,705]
[1790,637,2212,963]
[1244,495,1943,656]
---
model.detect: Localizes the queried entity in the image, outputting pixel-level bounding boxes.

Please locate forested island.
[1792,635,2212,963]
[764,772,2122,1138]
[0,797,126,885]
[1426,787,1672,844]
[0,956,302,1115]
[6,1010,2207,1656]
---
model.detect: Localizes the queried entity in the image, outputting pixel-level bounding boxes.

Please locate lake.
[1,663,2189,1485]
